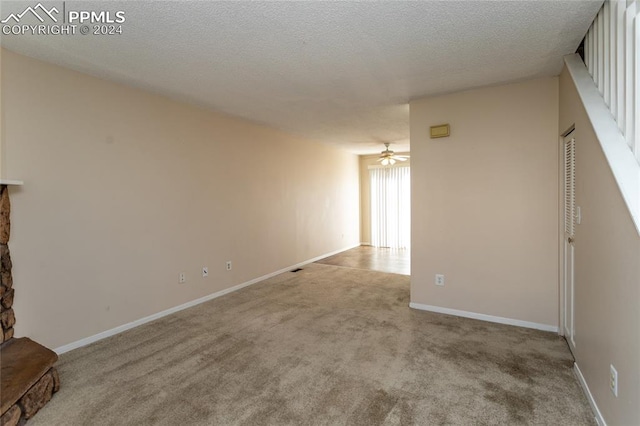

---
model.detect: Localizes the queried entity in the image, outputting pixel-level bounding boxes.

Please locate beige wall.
[559,67,640,425]
[359,154,410,245]
[410,77,560,327]
[359,155,374,244]
[1,49,360,349]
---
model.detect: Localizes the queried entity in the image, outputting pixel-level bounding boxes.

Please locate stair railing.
[583,0,640,164]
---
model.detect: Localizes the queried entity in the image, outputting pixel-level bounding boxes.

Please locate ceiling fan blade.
[394,157,408,161]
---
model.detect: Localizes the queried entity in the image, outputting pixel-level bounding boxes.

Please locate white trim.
[409,302,558,332]
[0,179,23,185]
[54,243,361,354]
[557,131,569,337]
[564,54,640,235]
[574,362,607,426]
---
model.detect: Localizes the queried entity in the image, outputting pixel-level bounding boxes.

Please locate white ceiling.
[1,1,602,154]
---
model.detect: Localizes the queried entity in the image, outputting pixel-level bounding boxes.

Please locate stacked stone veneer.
[1,185,15,342]
[0,184,60,426]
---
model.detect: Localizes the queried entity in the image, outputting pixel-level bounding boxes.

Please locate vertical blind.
[370,166,410,249]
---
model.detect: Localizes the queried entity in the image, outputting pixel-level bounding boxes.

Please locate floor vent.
[290,268,303,273]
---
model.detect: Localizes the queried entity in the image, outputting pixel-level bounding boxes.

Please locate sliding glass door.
[370,166,410,249]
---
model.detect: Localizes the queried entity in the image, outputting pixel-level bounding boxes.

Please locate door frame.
[558,126,575,347]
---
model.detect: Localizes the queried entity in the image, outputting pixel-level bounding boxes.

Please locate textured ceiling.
[0,1,601,154]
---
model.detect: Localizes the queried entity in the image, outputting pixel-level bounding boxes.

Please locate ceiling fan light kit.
[377,143,409,166]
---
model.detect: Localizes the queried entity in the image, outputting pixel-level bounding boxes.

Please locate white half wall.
[559,61,640,426]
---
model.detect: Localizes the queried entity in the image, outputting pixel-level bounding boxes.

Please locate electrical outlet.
[226,261,232,271]
[179,272,186,284]
[202,267,208,278]
[610,364,618,397]
[435,274,445,286]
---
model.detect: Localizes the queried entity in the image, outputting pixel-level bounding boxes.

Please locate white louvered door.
[563,134,576,350]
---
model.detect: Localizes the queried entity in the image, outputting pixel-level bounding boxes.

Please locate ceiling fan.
[377,143,409,166]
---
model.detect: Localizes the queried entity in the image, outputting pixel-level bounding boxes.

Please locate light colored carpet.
[30,263,594,425]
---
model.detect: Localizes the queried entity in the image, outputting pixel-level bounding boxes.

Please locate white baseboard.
[574,362,607,426]
[408,302,558,332]
[54,243,360,355]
